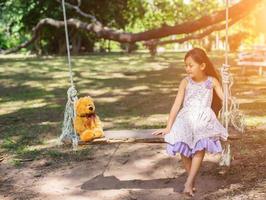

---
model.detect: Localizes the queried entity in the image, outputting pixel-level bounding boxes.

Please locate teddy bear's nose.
[89,107,93,111]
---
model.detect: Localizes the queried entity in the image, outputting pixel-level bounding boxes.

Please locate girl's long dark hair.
[184,47,222,116]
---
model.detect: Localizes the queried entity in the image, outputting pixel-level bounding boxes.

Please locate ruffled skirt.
[166,137,222,158]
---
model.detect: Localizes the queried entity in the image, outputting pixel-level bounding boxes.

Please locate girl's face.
[184,56,206,78]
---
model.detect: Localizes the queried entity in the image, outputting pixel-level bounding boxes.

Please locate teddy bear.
[74,96,104,142]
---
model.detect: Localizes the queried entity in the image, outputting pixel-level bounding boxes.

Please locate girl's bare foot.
[183,182,194,197]
[192,181,196,192]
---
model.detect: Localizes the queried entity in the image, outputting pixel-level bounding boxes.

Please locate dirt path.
[1,140,265,200]
[1,128,266,200]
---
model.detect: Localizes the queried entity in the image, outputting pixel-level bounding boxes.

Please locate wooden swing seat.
[78,129,241,145]
[79,129,163,144]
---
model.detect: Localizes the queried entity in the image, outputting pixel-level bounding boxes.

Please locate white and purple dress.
[164,76,228,158]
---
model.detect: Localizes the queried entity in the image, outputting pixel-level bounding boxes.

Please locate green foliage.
[0,0,147,53]
[0,0,24,48]
[0,0,264,53]
[0,0,60,49]
[126,0,220,31]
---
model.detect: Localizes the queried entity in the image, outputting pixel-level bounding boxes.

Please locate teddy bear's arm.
[93,116,104,138]
[74,117,85,134]
[95,116,103,129]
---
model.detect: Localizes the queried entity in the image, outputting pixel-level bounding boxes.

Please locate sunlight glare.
[183,0,191,4]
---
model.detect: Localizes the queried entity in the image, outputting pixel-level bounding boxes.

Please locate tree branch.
[56,0,101,25]
[158,12,246,46]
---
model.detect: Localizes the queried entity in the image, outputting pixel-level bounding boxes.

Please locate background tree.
[0,0,264,55]
[0,0,146,54]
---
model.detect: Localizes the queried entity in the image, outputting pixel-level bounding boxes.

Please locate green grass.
[0,52,266,164]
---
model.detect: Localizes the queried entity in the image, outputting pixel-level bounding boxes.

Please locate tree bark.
[72,30,82,54]
[58,38,67,55]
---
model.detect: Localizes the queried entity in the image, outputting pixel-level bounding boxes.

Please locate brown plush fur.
[74,96,104,142]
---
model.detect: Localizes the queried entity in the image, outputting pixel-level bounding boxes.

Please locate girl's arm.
[153,78,187,135]
[213,78,228,100]
[213,77,233,107]
[212,78,224,100]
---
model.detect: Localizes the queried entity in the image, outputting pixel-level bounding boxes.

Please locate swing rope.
[219,0,231,166]
[219,0,245,166]
[58,0,79,149]
[62,0,74,87]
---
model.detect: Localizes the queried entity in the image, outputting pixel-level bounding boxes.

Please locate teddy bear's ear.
[86,96,94,104]
[86,96,93,101]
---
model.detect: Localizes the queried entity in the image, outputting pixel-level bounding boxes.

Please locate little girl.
[153,47,228,196]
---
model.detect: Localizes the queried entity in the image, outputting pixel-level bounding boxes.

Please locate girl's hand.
[152,128,170,136]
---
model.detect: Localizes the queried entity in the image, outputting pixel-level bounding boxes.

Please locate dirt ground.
[0,54,265,199]
[1,127,265,200]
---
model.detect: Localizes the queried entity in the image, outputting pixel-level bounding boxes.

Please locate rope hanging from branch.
[219,0,245,166]
[58,0,79,150]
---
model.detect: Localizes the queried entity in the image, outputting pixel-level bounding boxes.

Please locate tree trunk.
[58,38,67,55]
[72,31,82,55]
[33,35,42,55]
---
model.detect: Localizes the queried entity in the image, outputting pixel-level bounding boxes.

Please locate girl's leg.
[183,150,205,196]
[180,155,196,191]
[180,155,192,174]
